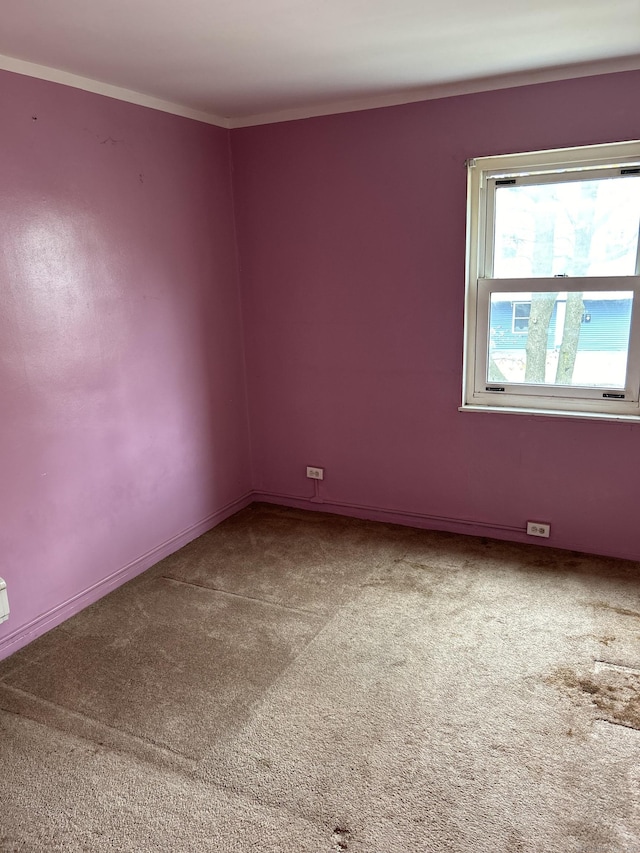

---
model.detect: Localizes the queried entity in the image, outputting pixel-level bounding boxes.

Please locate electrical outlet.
[306,466,324,480]
[527,521,550,538]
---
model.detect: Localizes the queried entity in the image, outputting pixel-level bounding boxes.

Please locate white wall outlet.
[527,521,551,538]
[0,578,9,624]
[306,466,324,480]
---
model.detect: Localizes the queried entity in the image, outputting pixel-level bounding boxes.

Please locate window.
[512,302,531,334]
[463,140,640,419]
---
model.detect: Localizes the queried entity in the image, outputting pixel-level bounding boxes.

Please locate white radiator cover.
[0,578,9,624]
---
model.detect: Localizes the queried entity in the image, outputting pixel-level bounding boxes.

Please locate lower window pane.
[488,291,633,388]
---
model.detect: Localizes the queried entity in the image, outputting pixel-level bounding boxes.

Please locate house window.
[512,302,531,334]
[463,140,640,419]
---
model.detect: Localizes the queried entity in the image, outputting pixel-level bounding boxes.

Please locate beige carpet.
[1,504,639,851]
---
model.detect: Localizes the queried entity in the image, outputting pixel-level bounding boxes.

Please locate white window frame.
[462,140,640,421]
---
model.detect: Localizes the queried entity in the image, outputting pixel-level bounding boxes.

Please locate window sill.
[459,403,640,423]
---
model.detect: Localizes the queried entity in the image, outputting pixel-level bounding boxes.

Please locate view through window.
[464,141,640,418]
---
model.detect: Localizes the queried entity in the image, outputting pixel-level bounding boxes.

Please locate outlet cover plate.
[527,521,550,538]
[0,578,9,623]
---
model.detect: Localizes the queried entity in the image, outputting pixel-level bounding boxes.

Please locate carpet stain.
[362,564,436,596]
[332,826,351,850]
[591,601,640,619]
[546,666,640,731]
[506,829,527,851]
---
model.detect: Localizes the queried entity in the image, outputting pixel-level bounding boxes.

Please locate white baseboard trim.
[0,492,252,660]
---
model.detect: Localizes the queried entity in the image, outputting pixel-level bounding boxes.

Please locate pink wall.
[232,70,640,562]
[2,67,638,662]
[0,70,252,659]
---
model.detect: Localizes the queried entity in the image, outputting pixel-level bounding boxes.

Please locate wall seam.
[226,128,256,491]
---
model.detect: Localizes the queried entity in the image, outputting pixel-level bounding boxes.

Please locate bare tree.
[525,293,557,382]
[552,182,597,384]
[524,182,598,385]
[555,291,584,384]
[525,194,557,383]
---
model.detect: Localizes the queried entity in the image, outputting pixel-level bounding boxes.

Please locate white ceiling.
[1,0,639,127]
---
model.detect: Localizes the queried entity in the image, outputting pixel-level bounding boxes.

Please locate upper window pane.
[493,176,640,278]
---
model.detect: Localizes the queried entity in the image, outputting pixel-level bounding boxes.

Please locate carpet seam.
[0,682,198,769]
[3,504,640,849]
[160,575,325,617]
[0,491,253,660]
[0,694,342,832]
[0,701,322,828]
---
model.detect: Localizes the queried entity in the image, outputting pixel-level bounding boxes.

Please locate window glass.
[493,176,640,278]
[488,291,633,388]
